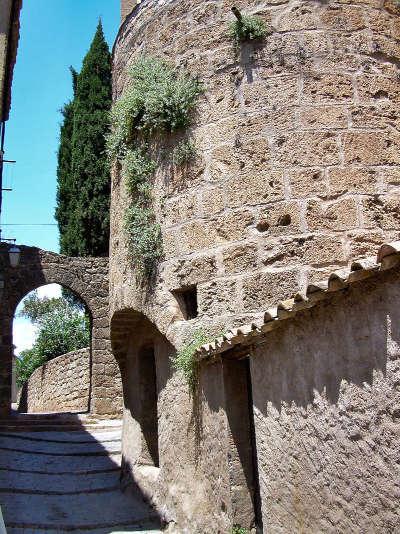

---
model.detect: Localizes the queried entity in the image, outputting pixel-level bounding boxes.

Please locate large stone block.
[299,105,348,129]
[362,195,400,230]
[223,243,258,275]
[274,132,340,166]
[306,198,359,232]
[198,278,239,316]
[257,201,302,236]
[329,167,377,196]
[242,270,299,311]
[302,73,353,103]
[343,131,400,165]
[263,234,346,267]
[288,168,328,199]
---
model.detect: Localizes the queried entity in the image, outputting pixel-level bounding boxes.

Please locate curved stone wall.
[110,1,400,530]
[111,0,400,344]
[18,348,90,414]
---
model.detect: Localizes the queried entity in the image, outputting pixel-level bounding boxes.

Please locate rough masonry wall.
[18,348,90,414]
[110,1,400,530]
[250,269,400,532]
[111,0,400,345]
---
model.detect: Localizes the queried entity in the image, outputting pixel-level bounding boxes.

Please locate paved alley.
[0,413,161,533]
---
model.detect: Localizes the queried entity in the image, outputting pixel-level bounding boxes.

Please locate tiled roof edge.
[195,241,400,361]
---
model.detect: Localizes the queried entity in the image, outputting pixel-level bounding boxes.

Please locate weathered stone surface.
[242,270,299,311]
[329,167,377,196]
[18,349,90,414]
[306,198,359,231]
[110,0,400,531]
[250,271,400,533]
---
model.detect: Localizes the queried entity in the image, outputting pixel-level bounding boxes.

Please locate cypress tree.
[55,21,112,257]
[55,68,77,254]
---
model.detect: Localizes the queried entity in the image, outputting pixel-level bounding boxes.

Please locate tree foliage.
[55,21,112,257]
[16,291,90,387]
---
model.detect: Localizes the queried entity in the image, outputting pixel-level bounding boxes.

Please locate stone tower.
[111,0,400,345]
[110,1,400,530]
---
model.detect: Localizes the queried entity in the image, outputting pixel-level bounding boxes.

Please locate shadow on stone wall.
[250,272,400,412]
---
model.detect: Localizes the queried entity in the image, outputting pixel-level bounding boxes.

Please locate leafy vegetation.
[229,13,269,44]
[172,140,197,166]
[172,330,211,391]
[16,292,90,387]
[107,55,202,278]
[231,527,249,534]
[124,205,163,277]
[55,21,112,257]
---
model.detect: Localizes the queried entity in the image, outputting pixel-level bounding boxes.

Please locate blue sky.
[2,0,120,252]
[7,0,120,353]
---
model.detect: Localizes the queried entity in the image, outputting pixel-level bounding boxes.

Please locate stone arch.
[0,244,122,417]
[110,308,174,481]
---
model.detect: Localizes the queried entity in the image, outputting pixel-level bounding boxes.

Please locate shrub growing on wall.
[108,56,202,278]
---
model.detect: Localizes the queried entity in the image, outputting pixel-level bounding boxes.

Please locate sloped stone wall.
[18,348,90,414]
[111,0,400,346]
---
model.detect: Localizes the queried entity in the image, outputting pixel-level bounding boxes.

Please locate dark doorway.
[138,346,159,467]
[223,356,263,532]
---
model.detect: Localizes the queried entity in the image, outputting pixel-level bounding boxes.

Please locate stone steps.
[0,415,161,533]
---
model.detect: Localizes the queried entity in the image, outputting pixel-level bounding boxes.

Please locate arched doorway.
[0,244,122,417]
[14,283,92,414]
[110,309,174,484]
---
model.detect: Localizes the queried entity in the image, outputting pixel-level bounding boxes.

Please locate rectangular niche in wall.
[172,285,198,320]
[138,346,159,468]
[223,357,263,532]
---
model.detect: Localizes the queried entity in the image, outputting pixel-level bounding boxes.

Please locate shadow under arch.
[110,308,174,486]
[15,283,93,415]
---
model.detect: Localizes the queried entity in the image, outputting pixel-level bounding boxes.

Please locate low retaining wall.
[18,348,90,413]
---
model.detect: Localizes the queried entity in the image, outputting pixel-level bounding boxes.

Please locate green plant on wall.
[172,140,197,166]
[172,329,210,391]
[229,7,269,44]
[107,56,202,278]
[231,527,249,534]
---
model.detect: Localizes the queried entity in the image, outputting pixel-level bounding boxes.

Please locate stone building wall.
[112,0,400,345]
[250,267,400,532]
[110,0,400,531]
[18,348,90,414]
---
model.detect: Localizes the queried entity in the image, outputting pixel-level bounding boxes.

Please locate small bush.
[229,14,268,44]
[16,349,46,388]
[107,56,203,279]
[108,56,203,154]
[16,296,90,387]
[172,330,211,391]
[172,140,197,166]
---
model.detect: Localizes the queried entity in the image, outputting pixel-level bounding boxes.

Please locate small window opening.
[173,285,198,320]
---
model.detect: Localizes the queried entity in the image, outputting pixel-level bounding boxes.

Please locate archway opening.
[13,283,92,414]
[111,309,174,484]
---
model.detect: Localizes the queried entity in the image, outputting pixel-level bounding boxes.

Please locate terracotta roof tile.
[196,241,400,361]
